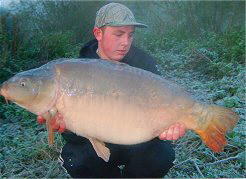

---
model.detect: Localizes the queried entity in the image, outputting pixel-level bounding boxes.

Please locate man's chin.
[111,55,125,61]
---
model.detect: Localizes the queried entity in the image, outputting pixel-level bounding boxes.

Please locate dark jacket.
[62,39,161,144]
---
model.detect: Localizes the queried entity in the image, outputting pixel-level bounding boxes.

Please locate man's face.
[96,26,135,61]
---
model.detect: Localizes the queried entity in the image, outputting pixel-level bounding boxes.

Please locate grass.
[0,106,69,178]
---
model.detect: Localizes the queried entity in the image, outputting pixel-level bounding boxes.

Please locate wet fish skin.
[0,58,239,162]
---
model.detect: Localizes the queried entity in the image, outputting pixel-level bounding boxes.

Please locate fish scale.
[0,58,239,162]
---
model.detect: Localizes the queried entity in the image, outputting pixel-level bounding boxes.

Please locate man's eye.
[115,34,122,37]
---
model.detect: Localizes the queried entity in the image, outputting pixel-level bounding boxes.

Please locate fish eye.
[19,78,28,87]
[20,81,26,87]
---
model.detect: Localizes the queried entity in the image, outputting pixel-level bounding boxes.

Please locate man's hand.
[159,123,186,140]
[37,112,66,133]
[37,115,46,124]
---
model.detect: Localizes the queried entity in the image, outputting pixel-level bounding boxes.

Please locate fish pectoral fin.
[88,138,110,162]
[42,107,58,146]
[42,112,54,146]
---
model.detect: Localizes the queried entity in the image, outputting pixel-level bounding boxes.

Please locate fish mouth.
[0,85,10,104]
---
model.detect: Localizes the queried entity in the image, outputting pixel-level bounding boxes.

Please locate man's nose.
[121,35,130,46]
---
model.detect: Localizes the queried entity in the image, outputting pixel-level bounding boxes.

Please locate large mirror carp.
[0,58,239,162]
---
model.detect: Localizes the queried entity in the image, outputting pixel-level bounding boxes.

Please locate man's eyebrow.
[115,30,135,34]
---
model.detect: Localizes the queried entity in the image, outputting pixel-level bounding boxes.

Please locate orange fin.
[43,112,55,146]
[89,138,110,162]
[194,106,239,152]
[47,117,54,146]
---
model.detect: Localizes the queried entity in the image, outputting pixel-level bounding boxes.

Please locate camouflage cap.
[95,3,147,28]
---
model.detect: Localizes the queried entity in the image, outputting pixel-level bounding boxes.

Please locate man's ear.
[93,27,102,41]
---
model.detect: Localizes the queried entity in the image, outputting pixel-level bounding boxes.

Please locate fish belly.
[56,93,165,144]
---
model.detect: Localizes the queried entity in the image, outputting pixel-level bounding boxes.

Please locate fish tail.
[193,105,239,152]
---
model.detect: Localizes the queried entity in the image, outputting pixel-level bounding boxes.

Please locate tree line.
[0,0,244,73]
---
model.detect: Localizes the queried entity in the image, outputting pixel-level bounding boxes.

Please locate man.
[38,2,186,178]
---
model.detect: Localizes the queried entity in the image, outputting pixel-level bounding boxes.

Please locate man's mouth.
[117,50,127,55]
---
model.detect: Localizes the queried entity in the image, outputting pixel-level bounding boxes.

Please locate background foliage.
[0,0,245,178]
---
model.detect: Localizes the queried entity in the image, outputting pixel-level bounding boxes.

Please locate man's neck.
[96,47,109,60]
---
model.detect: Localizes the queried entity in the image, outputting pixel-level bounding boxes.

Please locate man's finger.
[166,125,174,140]
[50,118,60,131]
[58,121,66,133]
[179,123,186,137]
[172,124,180,140]
[37,116,46,124]
[159,130,167,140]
